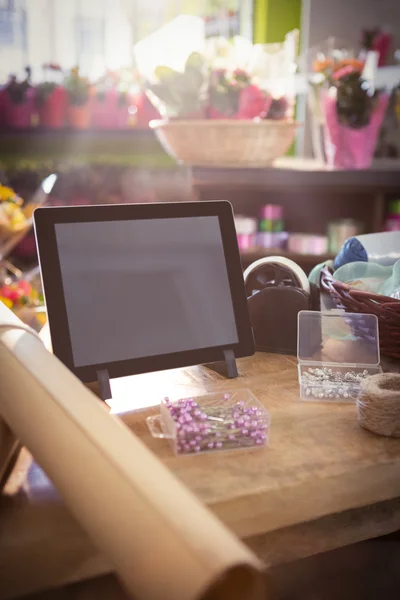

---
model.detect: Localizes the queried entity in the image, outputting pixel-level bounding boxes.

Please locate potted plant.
[146,45,297,167]
[90,71,119,129]
[64,67,91,129]
[310,46,389,169]
[115,67,145,129]
[90,70,138,129]
[35,64,67,128]
[208,68,271,119]
[3,67,35,129]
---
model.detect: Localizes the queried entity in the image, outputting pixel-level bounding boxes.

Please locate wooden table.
[3,352,400,597]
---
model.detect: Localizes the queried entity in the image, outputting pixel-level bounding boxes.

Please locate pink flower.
[332,65,356,80]
[237,85,272,119]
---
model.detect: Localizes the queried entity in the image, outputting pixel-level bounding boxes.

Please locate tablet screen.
[55,216,238,368]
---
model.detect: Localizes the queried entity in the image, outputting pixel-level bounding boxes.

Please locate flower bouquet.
[35,64,67,128]
[0,184,31,261]
[135,18,299,166]
[0,277,46,331]
[308,39,389,169]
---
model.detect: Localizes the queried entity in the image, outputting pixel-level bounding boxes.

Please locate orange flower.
[312,58,334,72]
[333,58,364,72]
[313,57,364,74]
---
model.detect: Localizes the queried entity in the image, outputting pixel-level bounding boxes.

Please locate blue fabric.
[334,237,368,270]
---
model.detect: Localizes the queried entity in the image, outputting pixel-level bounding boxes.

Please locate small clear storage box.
[146,389,270,456]
[298,310,382,401]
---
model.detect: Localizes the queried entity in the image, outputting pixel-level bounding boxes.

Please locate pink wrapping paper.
[323,91,389,169]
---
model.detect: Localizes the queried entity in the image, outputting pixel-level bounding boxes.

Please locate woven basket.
[321,266,400,359]
[150,119,300,167]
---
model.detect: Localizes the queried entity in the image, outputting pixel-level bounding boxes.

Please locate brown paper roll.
[0,303,265,600]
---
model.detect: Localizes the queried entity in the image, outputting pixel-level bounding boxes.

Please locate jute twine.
[357,374,400,438]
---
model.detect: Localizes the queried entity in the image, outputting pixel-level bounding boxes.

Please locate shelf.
[0,127,173,169]
[241,247,334,262]
[0,127,156,137]
[192,158,400,192]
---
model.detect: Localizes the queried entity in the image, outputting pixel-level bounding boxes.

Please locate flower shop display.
[0,184,30,258]
[139,23,299,167]
[207,67,272,119]
[0,278,43,310]
[35,64,67,128]
[308,40,389,169]
[150,118,299,167]
[64,68,91,129]
[0,64,161,131]
[91,83,124,129]
[0,183,44,263]
[3,68,35,129]
[144,31,298,122]
[0,277,46,331]
[90,69,140,129]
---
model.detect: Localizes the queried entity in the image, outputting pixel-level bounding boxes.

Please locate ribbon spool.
[244,257,312,355]
[243,256,310,296]
[357,373,400,438]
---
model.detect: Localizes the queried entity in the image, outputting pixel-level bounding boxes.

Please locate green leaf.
[182,66,206,92]
[154,66,177,81]
[185,52,205,71]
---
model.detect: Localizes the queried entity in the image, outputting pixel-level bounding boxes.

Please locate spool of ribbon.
[287,234,328,256]
[243,256,310,295]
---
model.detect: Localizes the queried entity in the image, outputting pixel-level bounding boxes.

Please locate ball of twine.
[357,374,400,438]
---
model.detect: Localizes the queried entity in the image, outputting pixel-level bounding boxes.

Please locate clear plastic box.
[297,310,382,402]
[146,389,270,456]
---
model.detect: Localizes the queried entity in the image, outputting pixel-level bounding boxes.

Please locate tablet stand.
[205,348,238,379]
[97,368,112,402]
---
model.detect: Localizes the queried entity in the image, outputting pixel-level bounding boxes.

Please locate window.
[0,0,26,47]
[75,16,105,77]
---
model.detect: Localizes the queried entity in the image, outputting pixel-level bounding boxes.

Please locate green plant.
[331,69,378,129]
[35,81,57,106]
[6,67,31,105]
[147,52,208,118]
[64,68,90,106]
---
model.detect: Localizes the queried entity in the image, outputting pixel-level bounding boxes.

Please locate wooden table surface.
[3,351,400,597]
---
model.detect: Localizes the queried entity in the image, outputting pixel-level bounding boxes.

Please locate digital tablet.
[34,201,254,383]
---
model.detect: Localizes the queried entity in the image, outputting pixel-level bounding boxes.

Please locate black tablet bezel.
[34,201,254,383]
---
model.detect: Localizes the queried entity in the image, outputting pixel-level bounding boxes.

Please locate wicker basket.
[150,119,300,167]
[321,266,400,359]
